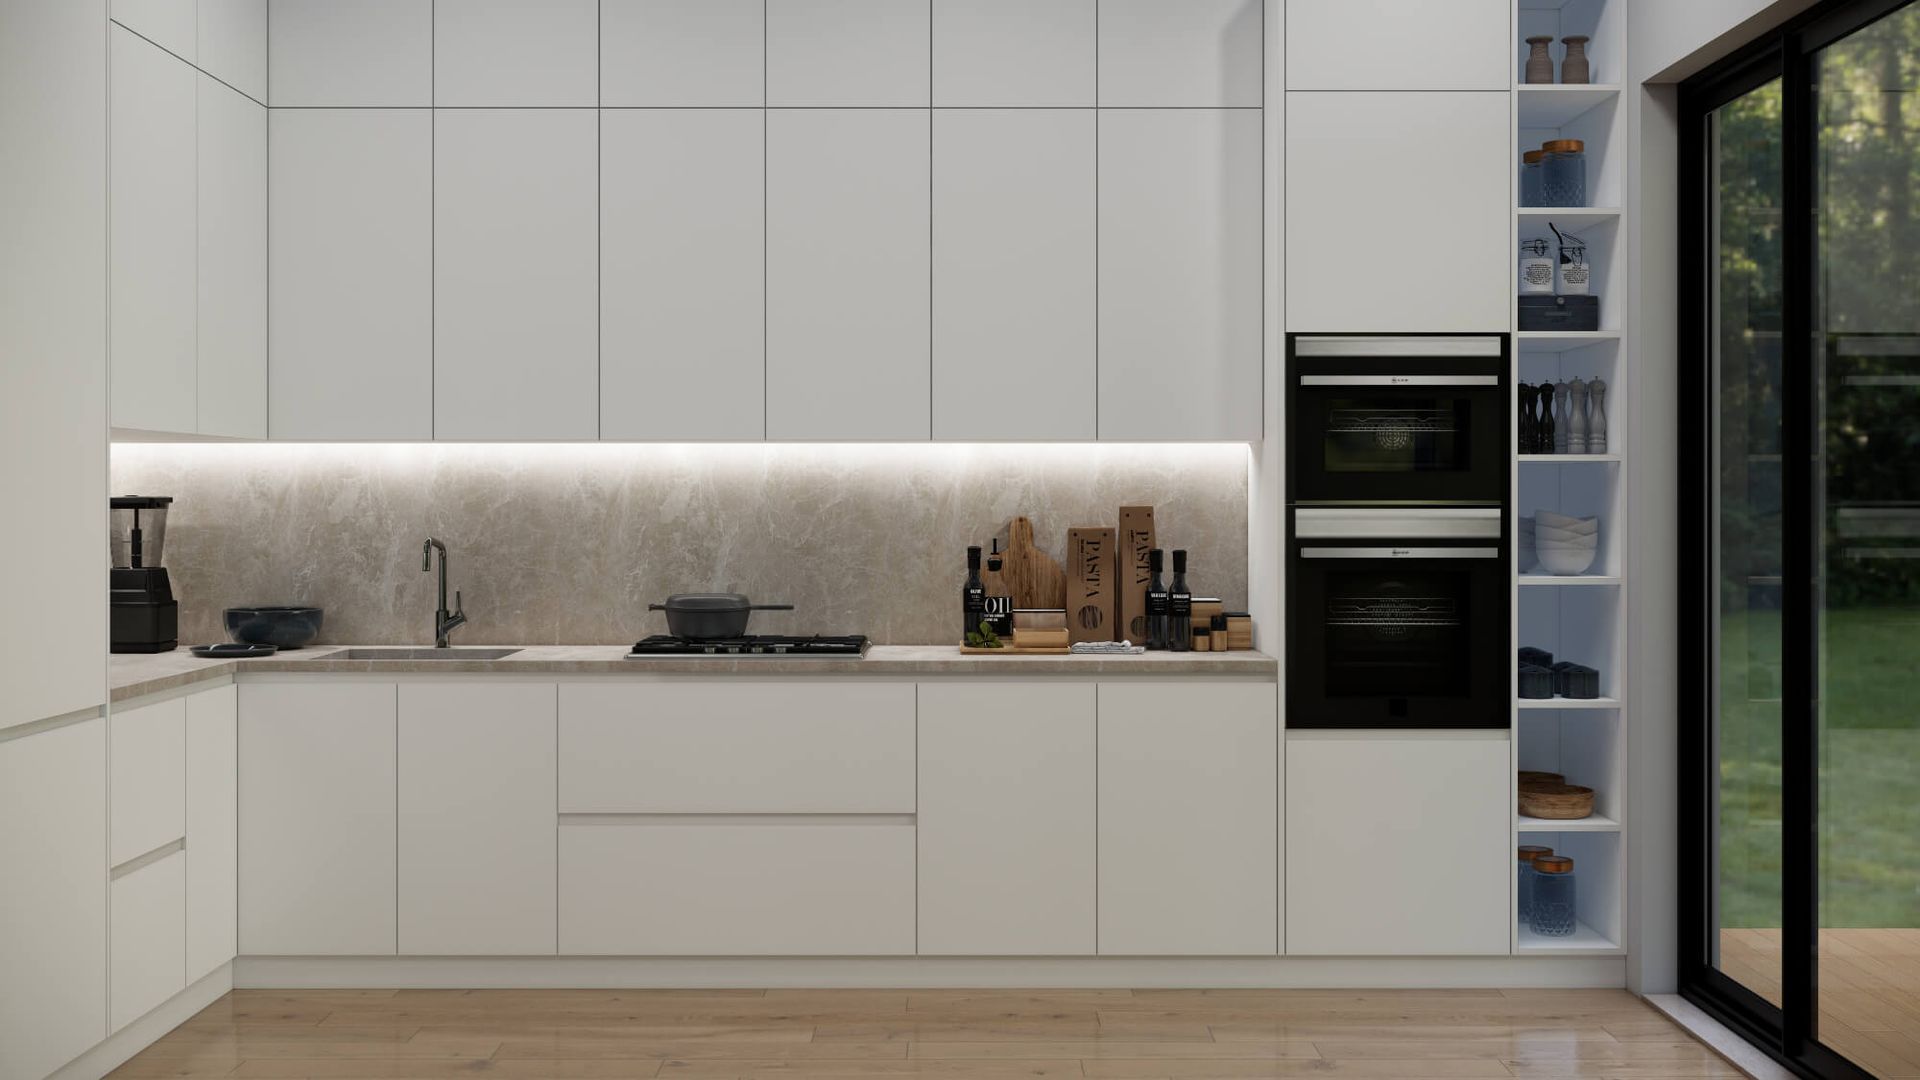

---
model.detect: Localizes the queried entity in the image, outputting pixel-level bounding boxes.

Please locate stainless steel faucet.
[421,537,467,648]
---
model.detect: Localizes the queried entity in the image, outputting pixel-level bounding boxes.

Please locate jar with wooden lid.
[1530,855,1577,935]
[1517,844,1553,923]
[1541,139,1587,207]
[1521,149,1546,206]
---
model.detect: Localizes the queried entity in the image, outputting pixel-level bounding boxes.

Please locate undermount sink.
[329,647,522,661]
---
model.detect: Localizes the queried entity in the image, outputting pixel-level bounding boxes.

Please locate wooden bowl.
[1518,783,1596,820]
[1518,770,1566,787]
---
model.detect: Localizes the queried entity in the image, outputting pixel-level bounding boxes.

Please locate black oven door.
[1289,335,1509,506]
[1288,538,1510,730]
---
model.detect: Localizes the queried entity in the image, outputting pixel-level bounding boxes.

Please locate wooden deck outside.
[1721,927,1920,1077]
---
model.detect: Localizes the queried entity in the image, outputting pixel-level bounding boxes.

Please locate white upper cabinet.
[932,0,1094,107]
[1098,0,1262,107]
[197,76,267,439]
[767,0,930,106]
[270,109,433,439]
[1286,0,1510,91]
[110,27,198,436]
[1287,92,1510,333]
[434,0,598,107]
[434,109,599,440]
[113,0,196,62]
[933,109,1095,440]
[1098,109,1262,440]
[269,0,432,106]
[602,0,764,106]
[766,110,930,440]
[601,109,765,440]
[198,0,267,101]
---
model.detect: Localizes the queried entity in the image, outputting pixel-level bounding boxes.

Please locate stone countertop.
[110,644,1278,702]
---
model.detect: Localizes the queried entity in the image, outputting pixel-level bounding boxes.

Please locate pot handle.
[747,604,795,611]
[647,604,668,611]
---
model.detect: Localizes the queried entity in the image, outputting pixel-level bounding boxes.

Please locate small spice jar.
[1521,149,1546,206]
[1517,844,1553,923]
[1530,855,1577,936]
[1540,139,1587,207]
[1210,614,1229,651]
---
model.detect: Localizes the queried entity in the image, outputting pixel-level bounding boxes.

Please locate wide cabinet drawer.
[559,682,915,812]
[111,695,186,867]
[559,823,916,955]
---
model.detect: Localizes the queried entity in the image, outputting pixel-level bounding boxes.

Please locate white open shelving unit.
[1511,0,1630,958]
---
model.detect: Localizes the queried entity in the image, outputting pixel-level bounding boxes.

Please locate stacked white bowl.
[1518,515,1538,573]
[1533,510,1600,575]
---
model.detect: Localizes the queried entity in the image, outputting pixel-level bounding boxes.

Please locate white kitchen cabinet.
[600,109,765,440]
[561,823,916,955]
[197,75,268,439]
[559,682,915,813]
[114,0,195,62]
[185,684,237,982]
[110,850,186,1031]
[1286,734,1511,956]
[435,0,598,107]
[199,0,267,102]
[1097,683,1278,955]
[239,681,398,956]
[435,109,599,440]
[602,0,764,106]
[269,109,433,439]
[110,26,198,436]
[767,0,930,106]
[1286,0,1510,91]
[1098,109,1262,440]
[767,110,930,440]
[110,695,186,868]
[1286,92,1512,334]
[269,0,432,106]
[918,683,1096,955]
[932,0,1094,107]
[399,682,557,956]
[933,110,1095,440]
[0,720,107,1080]
[1098,0,1262,107]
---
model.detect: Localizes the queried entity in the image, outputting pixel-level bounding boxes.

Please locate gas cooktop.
[626,634,869,657]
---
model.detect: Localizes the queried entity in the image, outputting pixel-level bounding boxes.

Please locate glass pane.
[1815,5,1920,1073]
[1324,571,1471,698]
[1324,396,1471,473]
[1710,77,1787,1007]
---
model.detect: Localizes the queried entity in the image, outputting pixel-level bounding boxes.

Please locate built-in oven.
[1287,508,1510,730]
[1288,335,1510,507]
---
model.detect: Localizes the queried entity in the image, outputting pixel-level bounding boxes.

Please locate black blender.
[110,496,178,653]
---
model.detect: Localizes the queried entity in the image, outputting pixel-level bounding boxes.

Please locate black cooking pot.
[649,593,794,640]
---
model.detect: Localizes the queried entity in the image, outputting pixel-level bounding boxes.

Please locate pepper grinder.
[1518,382,1537,453]
[1552,381,1570,454]
[1588,378,1609,453]
[1536,383,1557,454]
[1568,378,1590,454]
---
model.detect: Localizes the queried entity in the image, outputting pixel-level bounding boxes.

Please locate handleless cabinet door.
[197,75,267,438]
[434,0,597,107]
[1097,0,1262,107]
[1287,92,1511,333]
[185,684,237,981]
[239,682,398,956]
[114,0,196,62]
[933,110,1095,440]
[767,110,930,440]
[435,109,599,440]
[1098,683,1278,955]
[198,0,267,102]
[767,0,929,106]
[602,0,764,107]
[110,26,198,436]
[1098,109,1262,440]
[0,720,107,1080]
[270,109,433,438]
[1286,0,1509,91]
[918,683,1096,955]
[110,850,186,1031]
[1286,734,1510,956]
[399,682,557,956]
[932,0,1094,107]
[601,109,765,440]
[111,696,187,868]
[269,0,432,106]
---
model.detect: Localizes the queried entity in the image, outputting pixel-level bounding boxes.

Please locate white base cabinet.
[111,850,186,1031]
[186,684,238,981]
[1285,734,1511,957]
[110,695,187,868]
[1097,683,1278,955]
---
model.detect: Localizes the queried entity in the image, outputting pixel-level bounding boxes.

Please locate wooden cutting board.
[999,516,1066,610]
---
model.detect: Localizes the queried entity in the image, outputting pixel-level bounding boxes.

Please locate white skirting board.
[48,962,232,1080]
[236,955,1627,990]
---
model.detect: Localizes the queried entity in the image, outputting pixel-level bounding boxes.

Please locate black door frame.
[1678,1,1913,1076]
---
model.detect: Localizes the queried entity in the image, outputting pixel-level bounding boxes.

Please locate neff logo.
[1392,548,1412,557]
[1391,376,1411,383]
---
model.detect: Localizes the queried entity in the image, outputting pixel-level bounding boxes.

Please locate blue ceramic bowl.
[224,606,324,648]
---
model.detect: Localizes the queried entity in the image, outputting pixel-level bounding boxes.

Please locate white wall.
[1630,0,1817,82]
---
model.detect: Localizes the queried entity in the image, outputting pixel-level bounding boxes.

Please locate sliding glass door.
[1685,2,1920,1077]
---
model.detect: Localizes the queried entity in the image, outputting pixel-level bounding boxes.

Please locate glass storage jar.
[1540,139,1588,207]
[1530,855,1577,935]
[1521,149,1546,206]
[1518,844,1553,923]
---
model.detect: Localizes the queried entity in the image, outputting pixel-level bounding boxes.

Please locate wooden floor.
[105,987,1740,1080]
[1722,927,1920,1078]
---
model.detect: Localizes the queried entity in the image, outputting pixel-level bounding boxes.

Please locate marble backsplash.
[111,443,1251,646]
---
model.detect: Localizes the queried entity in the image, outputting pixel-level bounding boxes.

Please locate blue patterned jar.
[1518,845,1553,923]
[1530,855,1577,936]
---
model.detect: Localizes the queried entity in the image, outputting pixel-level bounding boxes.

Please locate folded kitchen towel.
[1070,640,1145,655]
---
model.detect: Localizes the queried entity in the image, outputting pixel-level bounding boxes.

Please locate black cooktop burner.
[627,634,869,657]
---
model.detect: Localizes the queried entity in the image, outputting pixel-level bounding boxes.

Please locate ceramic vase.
[1525,36,1555,84]
[1560,36,1591,84]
